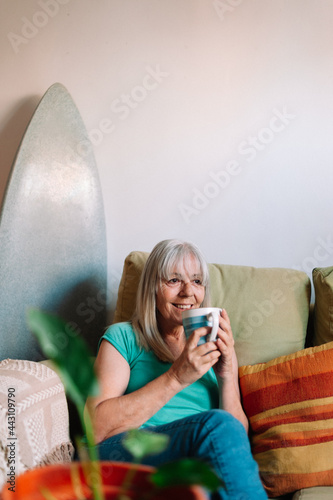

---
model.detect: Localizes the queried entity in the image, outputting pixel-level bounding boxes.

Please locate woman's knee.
[199,409,246,434]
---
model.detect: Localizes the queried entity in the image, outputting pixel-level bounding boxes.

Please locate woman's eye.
[168,278,179,284]
[193,279,202,285]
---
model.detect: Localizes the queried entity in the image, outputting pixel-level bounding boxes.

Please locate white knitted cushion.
[0,359,74,489]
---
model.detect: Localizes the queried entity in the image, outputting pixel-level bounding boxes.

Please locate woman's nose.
[179,281,193,296]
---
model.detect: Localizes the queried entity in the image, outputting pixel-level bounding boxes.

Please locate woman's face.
[156,254,205,334]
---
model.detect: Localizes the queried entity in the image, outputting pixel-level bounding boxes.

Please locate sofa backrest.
[113,251,311,366]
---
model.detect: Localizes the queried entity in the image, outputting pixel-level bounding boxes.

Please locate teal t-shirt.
[99,322,219,428]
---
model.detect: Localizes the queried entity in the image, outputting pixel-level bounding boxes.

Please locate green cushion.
[313,267,333,346]
[113,252,311,366]
[209,263,310,365]
[292,486,333,499]
[113,251,148,324]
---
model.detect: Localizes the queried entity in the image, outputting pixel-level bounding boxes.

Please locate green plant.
[27,310,103,500]
[27,309,222,499]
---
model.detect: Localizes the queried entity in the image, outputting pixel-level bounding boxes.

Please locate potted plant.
[2,311,222,500]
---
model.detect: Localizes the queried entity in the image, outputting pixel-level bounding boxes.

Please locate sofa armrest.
[0,359,74,490]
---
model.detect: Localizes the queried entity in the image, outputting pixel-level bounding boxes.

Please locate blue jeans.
[96,409,268,500]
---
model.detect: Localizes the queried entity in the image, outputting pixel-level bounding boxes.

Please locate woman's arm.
[213,310,249,432]
[85,340,181,443]
[85,332,221,443]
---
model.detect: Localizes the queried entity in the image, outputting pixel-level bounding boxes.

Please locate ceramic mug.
[182,307,222,345]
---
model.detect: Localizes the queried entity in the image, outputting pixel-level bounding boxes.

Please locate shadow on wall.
[42,276,108,356]
[0,95,40,209]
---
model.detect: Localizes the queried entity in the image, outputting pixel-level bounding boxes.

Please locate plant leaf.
[150,458,223,491]
[122,429,169,461]
[27,309,99,410]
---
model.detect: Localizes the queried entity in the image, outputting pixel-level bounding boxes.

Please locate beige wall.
[1,0,332,312]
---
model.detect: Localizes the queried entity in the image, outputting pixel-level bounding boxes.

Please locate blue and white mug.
[182,307,222,345]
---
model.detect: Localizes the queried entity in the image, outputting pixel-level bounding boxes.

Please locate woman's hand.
[168,327,221,388]
[213,309,237,381]
[211,309,249,431]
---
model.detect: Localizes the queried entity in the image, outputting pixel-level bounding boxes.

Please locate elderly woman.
[87,239,267,499]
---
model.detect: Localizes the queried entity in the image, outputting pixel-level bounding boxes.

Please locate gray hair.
[132,239,210,362]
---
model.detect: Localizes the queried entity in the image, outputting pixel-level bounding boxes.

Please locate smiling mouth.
[173,304,193,310]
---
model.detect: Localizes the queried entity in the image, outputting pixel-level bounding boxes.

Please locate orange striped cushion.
[239,341,333,497]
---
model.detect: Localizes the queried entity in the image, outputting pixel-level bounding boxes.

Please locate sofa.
[1,251,333,500]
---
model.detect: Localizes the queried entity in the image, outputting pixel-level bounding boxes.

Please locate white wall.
[1,0,333,314]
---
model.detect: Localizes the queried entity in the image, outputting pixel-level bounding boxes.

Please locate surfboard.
[0,83,107,361]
